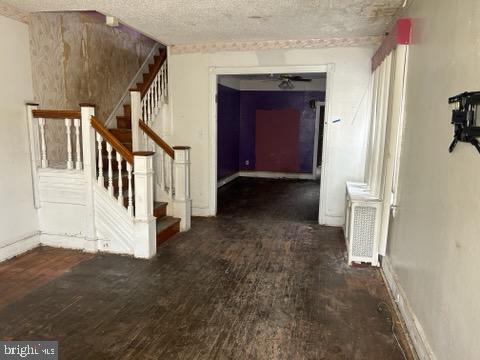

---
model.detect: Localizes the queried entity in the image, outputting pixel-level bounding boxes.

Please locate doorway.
[211,67,331,222]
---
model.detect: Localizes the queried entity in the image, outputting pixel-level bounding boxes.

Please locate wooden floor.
[0,247,93,310]
[0,178,411,359]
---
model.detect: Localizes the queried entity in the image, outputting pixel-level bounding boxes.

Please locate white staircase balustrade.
[141,61,168,128]
[137,120,191,231]
[27,105,83,171]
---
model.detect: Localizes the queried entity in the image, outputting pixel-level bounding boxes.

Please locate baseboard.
[40,233,91,251]
[0,232,41,262]
[217,172,240,188]
[239,171,317,180]
[321,214,344,227]
[192,207,213,217]
[381,256,436,360]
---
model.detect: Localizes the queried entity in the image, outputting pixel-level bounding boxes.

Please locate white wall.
[168,46,373,222]
[0,15,39,260]
[386,0,480,359]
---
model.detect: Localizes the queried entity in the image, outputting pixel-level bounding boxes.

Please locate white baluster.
[155,73,160,112]
[65,118,73,169]
[116,152,124,206]
[152,77,157,113]
[160,151,166,192]
[74,118,82,169]
[167,155,173,199]
[127,162,133,216]
[96,133,104,185]
[163,65,168,102]
[146,93,150,124]
[106,143,113,196]
[149,90,153,124]
[38,118,48,168]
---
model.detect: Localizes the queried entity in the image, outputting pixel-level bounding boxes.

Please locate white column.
[74,118,82,170]
[126,162,134,216]
[96,133,104,186]
[106,143,114,196]
[65,118,73,170]
[116,152,124,206]
[130,90,142,152]
[38,118,48,168]
[26,103,41,208]
[172,146,192,231]
[133,152,157,258]
[80,104,97,252]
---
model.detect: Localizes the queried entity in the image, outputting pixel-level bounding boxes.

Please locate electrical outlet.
[245,160,250,166]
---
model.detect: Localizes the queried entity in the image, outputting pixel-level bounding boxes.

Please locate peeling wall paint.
[28,12,155,163]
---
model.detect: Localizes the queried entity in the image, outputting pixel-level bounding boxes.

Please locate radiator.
[344,182,382,267]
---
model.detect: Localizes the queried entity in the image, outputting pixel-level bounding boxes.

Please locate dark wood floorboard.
[218,177,320,222]
[0,178,409,359]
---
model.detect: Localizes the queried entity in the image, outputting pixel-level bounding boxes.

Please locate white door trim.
[209,64,334,224]
[312,101,326,178]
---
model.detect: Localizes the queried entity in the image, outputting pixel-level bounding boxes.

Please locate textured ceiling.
[4,0,404,45]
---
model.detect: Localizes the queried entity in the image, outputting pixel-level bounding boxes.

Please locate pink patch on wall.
[255,109,300,173]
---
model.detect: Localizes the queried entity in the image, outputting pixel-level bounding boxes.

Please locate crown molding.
[0,2,29,23]
[170,36,381,54]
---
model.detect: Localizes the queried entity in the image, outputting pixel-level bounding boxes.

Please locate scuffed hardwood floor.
[0,178,411,359]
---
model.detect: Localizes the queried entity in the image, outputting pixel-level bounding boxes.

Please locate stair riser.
[109,132,132,143]
[154,205,167,219]
[156,221,180,246]
[117,117,131,130]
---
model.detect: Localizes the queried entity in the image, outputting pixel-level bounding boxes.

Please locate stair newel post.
[26,102,41,209]
[80,103,98,252]
[133,151,157,259]
[172,146,192,231]
[130,90,142,152]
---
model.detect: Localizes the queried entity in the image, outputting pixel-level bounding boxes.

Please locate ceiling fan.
[265,74,312,89]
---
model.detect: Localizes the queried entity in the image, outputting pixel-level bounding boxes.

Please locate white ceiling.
[6,0,404,45]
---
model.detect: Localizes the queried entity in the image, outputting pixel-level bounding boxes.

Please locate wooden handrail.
[138,120,175,158]
[91,116,134,165]
[140,49,167,98]
[32,109,81,119]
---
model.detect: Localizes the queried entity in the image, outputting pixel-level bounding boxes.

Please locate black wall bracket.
[449,91,480,154]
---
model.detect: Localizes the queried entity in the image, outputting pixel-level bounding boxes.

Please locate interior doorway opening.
[214,71,328,222]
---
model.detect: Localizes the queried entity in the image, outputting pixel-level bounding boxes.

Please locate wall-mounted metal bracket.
[448,91,480,154]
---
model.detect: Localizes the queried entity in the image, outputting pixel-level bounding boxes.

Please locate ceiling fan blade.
[289,76,312,82]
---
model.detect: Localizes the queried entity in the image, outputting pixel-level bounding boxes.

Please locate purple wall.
[239,91,325,173]
[217,84,240,179]
[217,87,325,178]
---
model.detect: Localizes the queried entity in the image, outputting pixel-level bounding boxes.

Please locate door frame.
[208,64,334,224]
[312,101,326,177]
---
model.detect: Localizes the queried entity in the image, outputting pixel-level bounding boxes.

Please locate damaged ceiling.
[3,0,405,45]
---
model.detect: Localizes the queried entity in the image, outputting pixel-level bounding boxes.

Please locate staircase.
[25,43,191,259]
[106,46,181,247]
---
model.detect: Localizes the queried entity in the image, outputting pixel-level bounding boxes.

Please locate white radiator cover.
[344,181,382,266]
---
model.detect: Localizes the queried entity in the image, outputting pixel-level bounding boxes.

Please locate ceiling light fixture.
[278,79,294,90]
